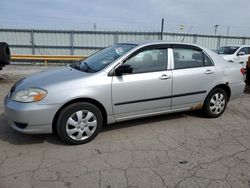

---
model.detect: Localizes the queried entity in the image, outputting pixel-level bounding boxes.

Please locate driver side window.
[124,48,168,74]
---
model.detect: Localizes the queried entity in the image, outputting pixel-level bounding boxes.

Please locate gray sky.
[1,0,250,36]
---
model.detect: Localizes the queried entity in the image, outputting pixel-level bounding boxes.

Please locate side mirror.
[238,51,245,56]
[115,64,133,76]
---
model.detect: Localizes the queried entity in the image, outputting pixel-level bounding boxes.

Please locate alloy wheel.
[209,92,226,115]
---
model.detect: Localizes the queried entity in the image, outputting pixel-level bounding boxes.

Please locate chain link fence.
[1,28,250,56]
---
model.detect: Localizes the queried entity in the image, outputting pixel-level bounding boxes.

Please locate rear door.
[171,44,216,110]
[112,45,172,120]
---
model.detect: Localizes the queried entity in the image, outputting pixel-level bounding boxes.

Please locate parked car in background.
[216,45,250,67]
[0,42,11,70]
[4,41,246,144]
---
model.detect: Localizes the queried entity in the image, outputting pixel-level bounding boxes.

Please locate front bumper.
[4,94,60,134]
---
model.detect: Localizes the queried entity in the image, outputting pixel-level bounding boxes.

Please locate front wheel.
[203,88,228,118]
[56,102,103,145]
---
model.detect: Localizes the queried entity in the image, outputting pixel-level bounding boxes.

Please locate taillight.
[240,67,246,75]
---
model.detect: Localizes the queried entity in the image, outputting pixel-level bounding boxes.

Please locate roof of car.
[219,45,250,48]
[127,40,192,46]
[120,40,206,49]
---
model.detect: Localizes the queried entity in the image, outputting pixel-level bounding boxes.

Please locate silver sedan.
[4,41,246,144]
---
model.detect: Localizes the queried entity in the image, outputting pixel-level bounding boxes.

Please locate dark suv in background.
[0,42,11,70]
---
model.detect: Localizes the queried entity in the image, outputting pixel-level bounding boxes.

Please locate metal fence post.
[242,36,246,45]
[217,35,221,48]
[31,29,35,55]
[193,34,197,44]
[70,31,74,55]
[160,18,164,40]
[114,31,119,43]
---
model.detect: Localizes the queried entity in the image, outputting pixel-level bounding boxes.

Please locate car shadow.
[101,111,201,132]
[0,110,202,146]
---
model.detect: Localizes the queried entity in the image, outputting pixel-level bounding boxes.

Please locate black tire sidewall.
[57,102,103,145]
[203,88,228,118]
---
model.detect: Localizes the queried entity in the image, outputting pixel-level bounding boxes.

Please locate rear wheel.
[56,102,103,144]
[203,88,228,118]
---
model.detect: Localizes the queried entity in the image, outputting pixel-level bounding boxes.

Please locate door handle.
[159,74,171,80]
[204,70,214,75]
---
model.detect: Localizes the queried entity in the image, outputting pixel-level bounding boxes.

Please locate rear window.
[173,48,213,69]
[216,46,239,55]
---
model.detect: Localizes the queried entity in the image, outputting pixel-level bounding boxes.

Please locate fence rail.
[11,54,86,65]
[1,28,250,57]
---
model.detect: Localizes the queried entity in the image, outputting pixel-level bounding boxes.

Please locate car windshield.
[216,46,239,55]
[71,43,137,72]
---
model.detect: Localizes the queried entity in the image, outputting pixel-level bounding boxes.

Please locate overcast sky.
[0,0,250,36]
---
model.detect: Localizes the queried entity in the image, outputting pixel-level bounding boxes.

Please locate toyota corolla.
[4,41,246,144]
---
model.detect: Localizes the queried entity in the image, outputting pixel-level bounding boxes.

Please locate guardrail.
[11,54,87,66]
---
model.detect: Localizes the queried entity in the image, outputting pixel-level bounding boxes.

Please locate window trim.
[171,44,202,51]
[172,45,214,70]
[115,44,170,75]
[203,50,214,66]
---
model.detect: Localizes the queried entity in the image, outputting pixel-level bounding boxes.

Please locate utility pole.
[226,26,230,36]
[160,18,164,40]
[214,24,219,35]
[225,26,230,45]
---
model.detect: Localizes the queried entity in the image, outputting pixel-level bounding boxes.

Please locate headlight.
[11,88,47,103]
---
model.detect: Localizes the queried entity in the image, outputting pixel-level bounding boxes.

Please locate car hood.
[14,66,90,90]
[219,54,234,61]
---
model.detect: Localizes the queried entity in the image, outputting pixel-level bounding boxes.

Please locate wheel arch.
[52,98,107,134]
[208,84,231,101]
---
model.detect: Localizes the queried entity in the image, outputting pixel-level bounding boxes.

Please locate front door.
[112,47,172,120]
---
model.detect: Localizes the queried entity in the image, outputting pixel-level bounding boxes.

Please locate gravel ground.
[0,65,250,188]
[0,65,52,83]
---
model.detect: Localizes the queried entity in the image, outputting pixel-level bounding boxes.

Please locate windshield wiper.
[70,62,81,70]
[80,62,95,73]
[70,61,95,73]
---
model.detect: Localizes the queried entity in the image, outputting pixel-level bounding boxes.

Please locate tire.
[56,102,103,145]
[0,42,11,67]
[203,88,228,118]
